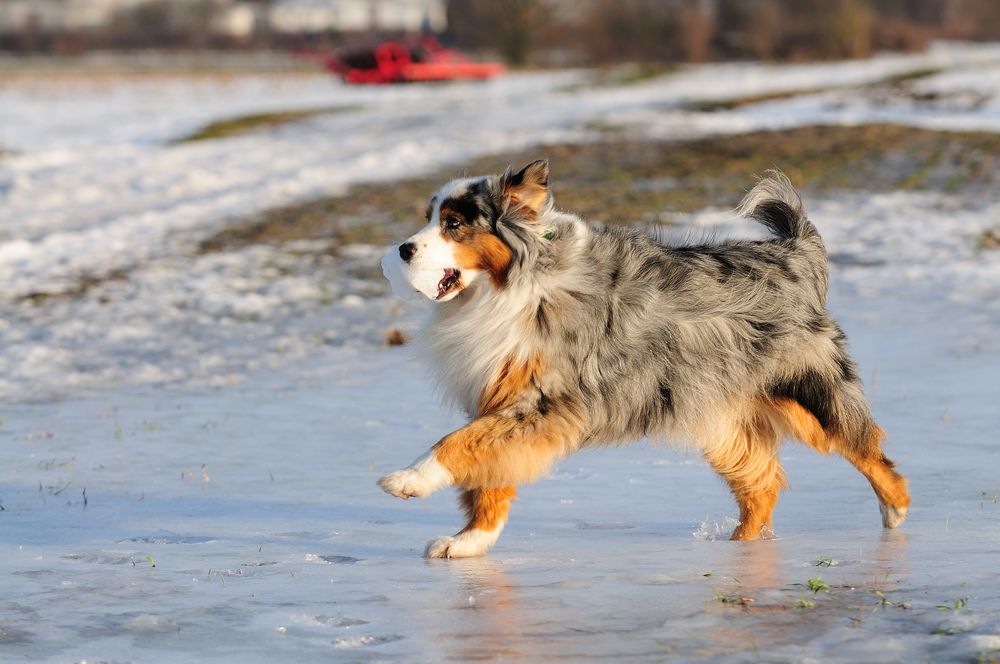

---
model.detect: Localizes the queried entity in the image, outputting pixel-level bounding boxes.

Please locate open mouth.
[436,268,462,300]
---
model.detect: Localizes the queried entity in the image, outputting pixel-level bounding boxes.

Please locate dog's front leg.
[379,408,583,557]
[424,486,517,559]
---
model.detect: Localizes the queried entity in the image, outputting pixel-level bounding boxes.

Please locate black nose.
[399,242,416,263]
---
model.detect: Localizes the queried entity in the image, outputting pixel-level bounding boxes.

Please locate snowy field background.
[1,42,1000,662]
[3,41,1000,401]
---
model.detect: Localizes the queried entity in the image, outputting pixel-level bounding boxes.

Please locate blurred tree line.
[447,0,1000,66]
[3,0,1000,63]
[2,0,265,53]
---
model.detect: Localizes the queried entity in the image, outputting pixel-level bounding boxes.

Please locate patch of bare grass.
[977,228,1000,251]
[683,88,827,112]
[20,268,131,305]
[682,66,945,112]
[172,106,361,144]
[878,67,944,86]
[559,63,678,93]
[0,52,319,84]
[198,124,1000,253]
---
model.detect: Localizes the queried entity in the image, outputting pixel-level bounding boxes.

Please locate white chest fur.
[420,281,539,417]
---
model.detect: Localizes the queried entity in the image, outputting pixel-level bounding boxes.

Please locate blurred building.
[0,0,447,39]
[212,3,262,38]
[0,0,147,32]
[268,0,446,35]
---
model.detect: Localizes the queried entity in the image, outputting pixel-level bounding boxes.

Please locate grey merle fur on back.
[423,168,880,458]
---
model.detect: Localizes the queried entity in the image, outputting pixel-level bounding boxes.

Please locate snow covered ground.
[3,42,1000,402]
[2,42,1000,661]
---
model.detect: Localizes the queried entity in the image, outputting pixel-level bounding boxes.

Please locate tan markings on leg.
[459,486,518,534]
[426,486,518,559]
[763,398,910,528]
[477,354,543,416]
[424,486,517,558]
[842,432,911,528]
[705,411,786,541]
[433,406,584,489]
[452,228,513,289]
[762,397,834,453]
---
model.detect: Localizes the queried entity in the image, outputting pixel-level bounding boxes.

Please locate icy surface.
[1,294,999,662]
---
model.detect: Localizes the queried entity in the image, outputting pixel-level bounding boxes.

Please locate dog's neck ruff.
[422,273,539,416]
[421,215,588,417]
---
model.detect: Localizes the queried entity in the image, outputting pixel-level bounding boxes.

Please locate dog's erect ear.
[500,159,550,219]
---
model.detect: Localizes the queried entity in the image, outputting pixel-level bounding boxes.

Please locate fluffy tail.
[736,170,818,241]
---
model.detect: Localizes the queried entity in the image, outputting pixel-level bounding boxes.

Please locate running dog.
[378,161,909,558]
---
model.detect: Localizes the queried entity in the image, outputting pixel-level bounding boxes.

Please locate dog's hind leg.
[843,446,910,528]
[704,413,786,541]
[426,486,517,559]
[765,397,910,528]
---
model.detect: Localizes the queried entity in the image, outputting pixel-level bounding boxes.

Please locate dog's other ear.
[500,159,550,219]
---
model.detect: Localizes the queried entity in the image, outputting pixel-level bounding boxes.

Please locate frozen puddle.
[2,294,999,663]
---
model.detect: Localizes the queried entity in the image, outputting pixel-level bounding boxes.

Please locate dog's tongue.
[437,268,460,299]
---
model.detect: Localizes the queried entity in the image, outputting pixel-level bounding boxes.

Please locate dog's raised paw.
[377,469,428,500]
[378,453,452,500]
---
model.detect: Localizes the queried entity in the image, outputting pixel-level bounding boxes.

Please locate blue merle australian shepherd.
[378,161,909,558]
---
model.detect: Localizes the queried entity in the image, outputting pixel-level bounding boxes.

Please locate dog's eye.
[444,216,461,230]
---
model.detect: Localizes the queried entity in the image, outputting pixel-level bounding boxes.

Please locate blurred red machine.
[323,37,505,84]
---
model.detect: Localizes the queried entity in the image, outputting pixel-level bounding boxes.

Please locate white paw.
[424,528,501,559]
[377,469,427,500]
[377,452,452,500]
[425,536,460,558]
[880,502,908,529]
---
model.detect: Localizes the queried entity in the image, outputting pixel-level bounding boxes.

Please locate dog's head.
[388,159,551,302]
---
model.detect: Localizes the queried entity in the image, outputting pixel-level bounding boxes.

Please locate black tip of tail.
[752,200,807,240]
[736,170,815,240]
